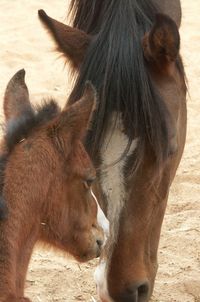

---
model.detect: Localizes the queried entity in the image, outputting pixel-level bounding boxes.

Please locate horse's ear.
[38,10,91,69]
[142,14,180,72]
[4,69,33,121]
[54,82,97,141]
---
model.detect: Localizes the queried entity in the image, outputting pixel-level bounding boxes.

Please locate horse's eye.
[83,178,95,189]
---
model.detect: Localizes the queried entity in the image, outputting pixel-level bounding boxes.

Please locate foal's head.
[2,69,104,262]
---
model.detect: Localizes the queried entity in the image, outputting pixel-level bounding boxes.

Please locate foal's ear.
[4,69,33,121]
[55,83,97,141]
[142,14,180,71]
[38,10,91,69]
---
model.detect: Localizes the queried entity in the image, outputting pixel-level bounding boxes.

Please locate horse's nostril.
[117,281,149,302]
[138,282,149,297]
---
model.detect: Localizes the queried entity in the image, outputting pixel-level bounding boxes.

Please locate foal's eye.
[83,178,95,189]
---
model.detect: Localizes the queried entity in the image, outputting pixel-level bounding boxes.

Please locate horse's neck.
[99,113,137,239]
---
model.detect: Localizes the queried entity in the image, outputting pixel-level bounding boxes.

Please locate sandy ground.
[0,0,199,301]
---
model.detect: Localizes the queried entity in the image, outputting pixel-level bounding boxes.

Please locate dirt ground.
[0,0,199,301]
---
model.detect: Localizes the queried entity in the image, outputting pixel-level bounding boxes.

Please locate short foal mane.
[69,0,181,170]
[0,100,60,205]
[4,100,60,153]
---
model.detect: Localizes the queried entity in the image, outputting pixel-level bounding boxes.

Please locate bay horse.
[0,70,108,302]
[38,0,187,301]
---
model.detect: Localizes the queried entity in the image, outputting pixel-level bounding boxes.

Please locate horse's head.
[3,70,105,262]
[38,6,186,302]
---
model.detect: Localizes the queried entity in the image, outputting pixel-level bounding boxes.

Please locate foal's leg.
[0,220,38,302]
[0,228,18,301]
[15,227,38,299]
[1,238,36,302]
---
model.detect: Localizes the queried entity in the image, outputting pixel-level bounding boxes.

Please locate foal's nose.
[114,281,149,302]
[96,239,103,248]
[95,237,104,257]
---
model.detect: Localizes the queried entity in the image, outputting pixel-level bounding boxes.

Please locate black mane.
[68,0,177,169]
[0,100,60,219]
